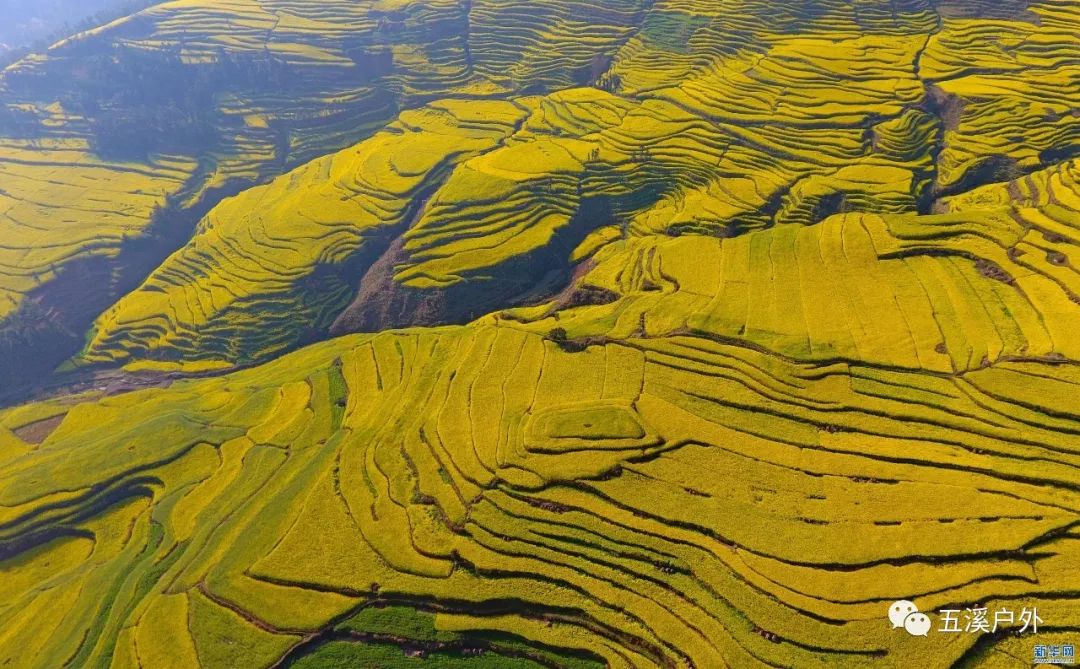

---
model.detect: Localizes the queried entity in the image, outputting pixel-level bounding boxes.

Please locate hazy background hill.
[0,0,153,59]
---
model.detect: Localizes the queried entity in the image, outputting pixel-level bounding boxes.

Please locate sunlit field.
[1,0,1078,666]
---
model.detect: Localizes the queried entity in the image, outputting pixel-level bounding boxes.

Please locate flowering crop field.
[0,0,1078,666]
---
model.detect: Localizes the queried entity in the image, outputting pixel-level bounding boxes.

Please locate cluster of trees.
[0,105,38,136]
[0,1,400,162]
[3,6,316,159]
[67,48,221,159]
[61,47,301,160]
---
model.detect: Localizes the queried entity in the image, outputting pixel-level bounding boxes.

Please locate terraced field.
[0,0,651,388]
[5,318,1080,667]
[68,0,1078,372]
[1,0,1080,667]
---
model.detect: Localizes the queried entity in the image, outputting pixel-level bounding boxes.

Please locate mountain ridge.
[0,1,1078,667]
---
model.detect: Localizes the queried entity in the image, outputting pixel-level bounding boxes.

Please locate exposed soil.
[922,83,965,134]
[934,0,1040,23]
[332,196,616,335]
[329,237,440,334]
[11,413,66,444]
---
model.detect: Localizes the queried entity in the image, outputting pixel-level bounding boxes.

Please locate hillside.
[0,0,147,57]
[0,0,651,392]
[0,0,1079,667]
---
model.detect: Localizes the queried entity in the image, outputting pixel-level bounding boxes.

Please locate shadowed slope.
[0,0,652,391]
[1,1,1079,667]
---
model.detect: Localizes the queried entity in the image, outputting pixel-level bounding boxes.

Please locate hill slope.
[70,0,1079,373]
[0,0,1079,668]
[0,0,651,391]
